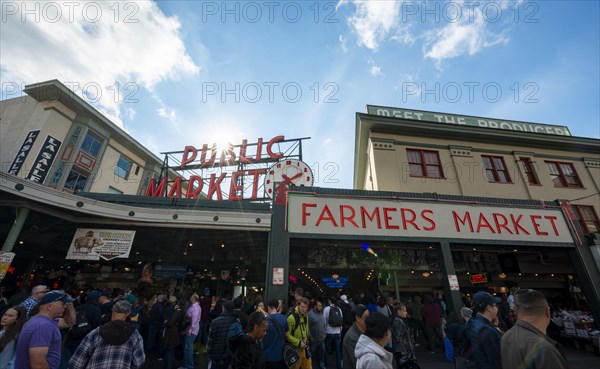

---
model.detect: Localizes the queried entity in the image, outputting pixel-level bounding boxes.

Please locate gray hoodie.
[355,334,393,369]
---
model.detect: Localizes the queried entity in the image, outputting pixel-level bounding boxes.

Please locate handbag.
[268,315,301,369]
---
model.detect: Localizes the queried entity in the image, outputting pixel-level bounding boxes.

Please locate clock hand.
[289,173,303,181]
[281,174,293,184]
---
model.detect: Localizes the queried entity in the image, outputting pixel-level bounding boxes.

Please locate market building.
[1,83,599,338]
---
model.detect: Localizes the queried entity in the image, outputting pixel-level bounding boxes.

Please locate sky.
[1,0,599,192]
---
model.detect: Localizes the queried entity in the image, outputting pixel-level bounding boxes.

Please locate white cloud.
[423,7,509,64]
[157,107,176,122]
[370,65,382,76]
[343,0,405,50]
[339,34,348,53]
[340,0,510,65]
[0,1,199,127]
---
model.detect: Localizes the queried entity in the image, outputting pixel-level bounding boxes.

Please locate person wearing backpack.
[323,296,343,369]
[62,290,102,366]
[286,297,312,369]
[207,301,239,369]
[263,299,289,369]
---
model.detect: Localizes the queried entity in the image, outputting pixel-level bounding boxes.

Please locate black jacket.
[231,334,265,369]
[65,301,102,345]
[208,311,239,361]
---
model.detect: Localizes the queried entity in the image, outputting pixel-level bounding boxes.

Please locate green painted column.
[265,204,290,302]
[2,207,29,252]
[438,241,463,313]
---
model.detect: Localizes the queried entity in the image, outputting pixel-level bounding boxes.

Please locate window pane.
[497,171,509,183]
[482,157,493,169]
[64,171,79,190]
[74,174,88,192]
[547,162,559,175]
[493,157,506,170]
[560,163,574,175]
[407,150,422,163]
[485,169,496,182]
[409,164,423,176]
[426,165,441,178]
[423,152,439,165]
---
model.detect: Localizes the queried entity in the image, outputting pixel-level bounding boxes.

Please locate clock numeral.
[304,168,308,172]
[277,163,281,168]
[269,170,274,175]
[286,160,291,165]
[306,176,311,181]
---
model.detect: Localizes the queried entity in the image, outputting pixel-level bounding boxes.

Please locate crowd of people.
[0,284,573,369]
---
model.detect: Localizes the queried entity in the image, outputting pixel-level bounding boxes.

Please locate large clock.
[265,159,314,198]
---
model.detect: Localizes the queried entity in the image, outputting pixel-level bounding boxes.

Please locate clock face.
[265,159,314,198]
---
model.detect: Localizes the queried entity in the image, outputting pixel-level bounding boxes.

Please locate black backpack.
[177,312,192,333]
[328,306,343,327]
[70,308,92,339]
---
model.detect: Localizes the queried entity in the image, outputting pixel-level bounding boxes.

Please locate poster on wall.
[8,130,40,176]
[26,134,62,184]
[65,228,136,261]
[0,252,16,280]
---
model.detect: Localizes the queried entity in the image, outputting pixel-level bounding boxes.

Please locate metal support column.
[265,204,290,302]
[438,241,462,313]
[2,207,29,252]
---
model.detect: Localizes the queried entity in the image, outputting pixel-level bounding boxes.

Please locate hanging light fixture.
[422,271,431,278]
[499,272,507,279]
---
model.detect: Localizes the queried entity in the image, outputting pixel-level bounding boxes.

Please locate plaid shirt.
[19,296,38,316]
[68,326,145,369]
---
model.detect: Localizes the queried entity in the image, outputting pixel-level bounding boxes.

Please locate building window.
[520,157,540,185]
[80,131,103,158]
[406,149,444,178]
[114,156,132,180]
[573,205,600,234]
[107,186,123,194]
[482,155,511,183]
[64,167,89,192]
[546,161,583,188]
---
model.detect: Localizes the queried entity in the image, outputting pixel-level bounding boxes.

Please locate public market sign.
[146,135,302,201]
[366,105,571,136]
[287,194,575,243]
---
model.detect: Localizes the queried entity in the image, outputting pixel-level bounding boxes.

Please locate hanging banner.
[65,228,135,261]
[0,252,16,280]
[26,134,62,184]
[8,130,40,176]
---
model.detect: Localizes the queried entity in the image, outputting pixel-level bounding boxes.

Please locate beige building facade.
[1,80,170,196]
[355,106,600,241]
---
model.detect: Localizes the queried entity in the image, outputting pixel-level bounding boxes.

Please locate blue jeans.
[325,333,342,369]
[310,340,326,369]
[184,333,197,369]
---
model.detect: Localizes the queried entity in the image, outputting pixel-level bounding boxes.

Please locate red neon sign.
[470,273,488,284]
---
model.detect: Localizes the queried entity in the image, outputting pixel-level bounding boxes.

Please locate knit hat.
[461,307,473,319]
[112,300,132,314]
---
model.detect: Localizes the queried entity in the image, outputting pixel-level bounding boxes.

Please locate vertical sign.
[8,130,40,175]
[26,135,62,184]
[448,274,460,291]
[272,268,284,285]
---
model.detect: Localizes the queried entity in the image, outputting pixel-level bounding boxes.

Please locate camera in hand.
[304,342,311,358]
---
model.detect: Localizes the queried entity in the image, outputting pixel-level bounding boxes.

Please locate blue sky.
[1,0,599,191]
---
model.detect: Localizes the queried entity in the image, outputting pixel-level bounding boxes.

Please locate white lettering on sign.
[287,195,574,243]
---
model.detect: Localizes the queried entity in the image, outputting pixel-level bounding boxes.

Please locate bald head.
[514,289,548,317]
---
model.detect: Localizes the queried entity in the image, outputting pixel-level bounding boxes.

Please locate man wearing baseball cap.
[464,291,502,369]
[68,300,145,369]
[14,290,75,369]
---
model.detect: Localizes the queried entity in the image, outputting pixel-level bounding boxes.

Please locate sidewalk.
[140,342,600,369]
